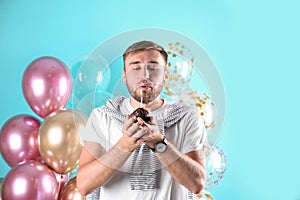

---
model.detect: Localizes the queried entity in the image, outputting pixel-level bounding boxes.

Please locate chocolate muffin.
[129,107,151,122]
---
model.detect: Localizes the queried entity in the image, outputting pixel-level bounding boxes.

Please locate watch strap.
[150,136,167,152]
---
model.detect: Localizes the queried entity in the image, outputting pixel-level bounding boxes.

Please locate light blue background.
[1,1,300,199]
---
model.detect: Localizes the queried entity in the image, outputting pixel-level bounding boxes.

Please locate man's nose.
[140,66,150,79]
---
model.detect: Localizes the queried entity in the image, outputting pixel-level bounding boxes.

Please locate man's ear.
[122,69,126,83]
[163,68,169,84]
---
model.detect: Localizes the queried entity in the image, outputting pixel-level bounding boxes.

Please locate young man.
[77,41,207,200]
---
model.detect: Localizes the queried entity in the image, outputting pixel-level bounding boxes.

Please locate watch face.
[155,142,167,152]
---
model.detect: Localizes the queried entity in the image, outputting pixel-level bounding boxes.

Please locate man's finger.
[123,115,136,132]
[132,126,148,139]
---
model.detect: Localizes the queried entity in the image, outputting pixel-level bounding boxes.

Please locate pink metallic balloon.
[0,114,41,167]
[1,161,59,200]
[22,56,73,118]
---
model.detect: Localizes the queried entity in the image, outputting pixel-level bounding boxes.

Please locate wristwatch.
[150,136,168,153]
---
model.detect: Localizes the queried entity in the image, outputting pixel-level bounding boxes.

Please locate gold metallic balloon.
[38,109,87,174]
[59,177,86,200]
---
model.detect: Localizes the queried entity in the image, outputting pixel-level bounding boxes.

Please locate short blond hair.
[123,40,168,63]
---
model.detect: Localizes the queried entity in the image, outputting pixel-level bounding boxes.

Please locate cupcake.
[129,107,151,122]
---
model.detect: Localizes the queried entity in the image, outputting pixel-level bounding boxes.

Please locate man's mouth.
[139,85,152,90]
[138,81,152,89]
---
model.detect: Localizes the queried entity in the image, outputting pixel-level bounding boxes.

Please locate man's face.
[122,49,168,104]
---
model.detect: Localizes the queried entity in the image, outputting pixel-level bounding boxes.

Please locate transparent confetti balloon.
[163,42,195,99]
[192,190,215,200]
[178,90,216,130]
[206,145,227,189]
[160,87,180,103]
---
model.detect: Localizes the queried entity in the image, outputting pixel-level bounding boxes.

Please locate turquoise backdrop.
[1,1,300,199]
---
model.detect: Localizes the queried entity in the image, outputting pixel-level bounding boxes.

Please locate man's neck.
[129,97,164,112]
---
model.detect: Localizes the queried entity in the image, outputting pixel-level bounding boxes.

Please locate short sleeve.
[79,108,111,149]
[181,106,207,154]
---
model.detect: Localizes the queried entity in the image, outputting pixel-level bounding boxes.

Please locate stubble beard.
[129,84,162,104]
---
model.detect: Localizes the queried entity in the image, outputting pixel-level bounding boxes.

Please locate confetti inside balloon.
[163,42,195,99]
[193,190,215,200]
[178,90,216,130]
[206,145,226,189]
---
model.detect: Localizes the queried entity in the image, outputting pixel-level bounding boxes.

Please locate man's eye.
[147,65,159,71]
[132,66,141,70]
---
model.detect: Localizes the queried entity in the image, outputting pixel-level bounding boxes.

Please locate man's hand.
[117,115,148,152]
[137,116,164,148]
